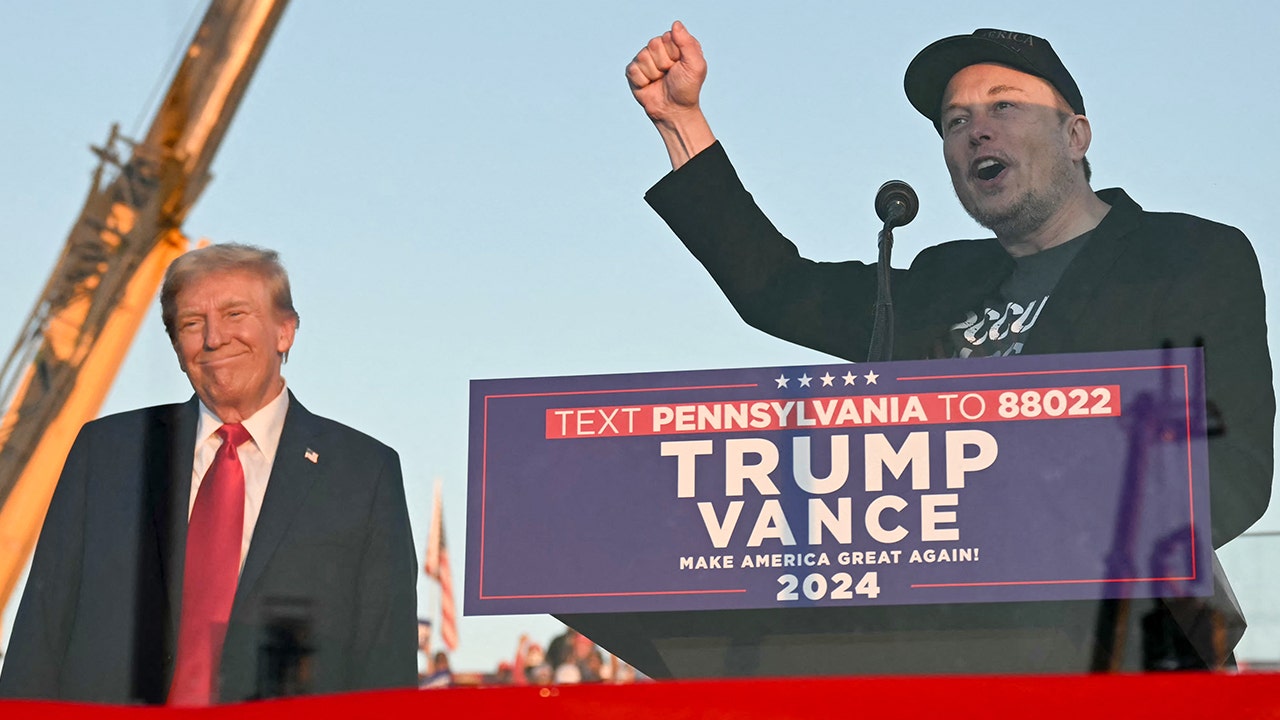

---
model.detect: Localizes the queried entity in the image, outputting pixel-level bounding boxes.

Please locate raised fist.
[626,21,707,122]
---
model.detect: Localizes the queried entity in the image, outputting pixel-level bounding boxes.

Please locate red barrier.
[3,673,1280,719]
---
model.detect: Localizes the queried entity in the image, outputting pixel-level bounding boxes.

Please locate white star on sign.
[820,373,835,387]
[842,372,857,386]
[775,374,790,388]
[863,370,879,385]
[799,374,812,387]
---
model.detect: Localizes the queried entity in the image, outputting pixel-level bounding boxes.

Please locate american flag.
[424,478,458,651]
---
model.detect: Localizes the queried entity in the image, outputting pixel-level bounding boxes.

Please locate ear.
[1065,113,1092,162]
[276,314,298,356]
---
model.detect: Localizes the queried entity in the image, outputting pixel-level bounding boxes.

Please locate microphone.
[866,180,917,363]
[874,180,919,229]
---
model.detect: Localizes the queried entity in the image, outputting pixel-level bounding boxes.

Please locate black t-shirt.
[950,231,1092,358]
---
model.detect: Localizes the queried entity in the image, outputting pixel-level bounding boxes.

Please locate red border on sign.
[475,363,1202,604]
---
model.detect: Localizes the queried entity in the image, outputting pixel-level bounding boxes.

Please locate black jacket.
[648,142,1272,549]
[644,142,1273,670]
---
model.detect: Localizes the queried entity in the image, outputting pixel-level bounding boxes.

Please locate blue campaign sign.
[464,349,1212,616]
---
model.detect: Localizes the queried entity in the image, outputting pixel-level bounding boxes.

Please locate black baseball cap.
[904,29,1085,136]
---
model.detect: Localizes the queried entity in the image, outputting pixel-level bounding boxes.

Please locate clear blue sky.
[3,1,1279,672]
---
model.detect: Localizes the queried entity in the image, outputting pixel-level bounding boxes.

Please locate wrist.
[653,108,715,170]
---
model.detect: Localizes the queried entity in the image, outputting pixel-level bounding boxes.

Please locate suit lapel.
[232,392,320,610]
[1023,189,1143,355]
[149,398,199,648]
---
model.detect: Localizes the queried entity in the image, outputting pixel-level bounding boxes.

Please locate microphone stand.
[866,218,898,363]
[866,181,916,363]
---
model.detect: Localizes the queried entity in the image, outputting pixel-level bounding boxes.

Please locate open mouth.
[974,159,1006,181]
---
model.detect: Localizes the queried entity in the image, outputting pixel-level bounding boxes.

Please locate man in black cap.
[626,22,1272,670]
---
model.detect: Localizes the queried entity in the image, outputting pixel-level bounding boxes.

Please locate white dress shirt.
[190,384,290,571]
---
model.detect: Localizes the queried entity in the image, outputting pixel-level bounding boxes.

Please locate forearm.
[646,142,879,361]
[653,108,716,170]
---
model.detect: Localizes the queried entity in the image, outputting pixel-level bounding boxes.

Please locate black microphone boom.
[867,179,918,363]
[874,180,919,229]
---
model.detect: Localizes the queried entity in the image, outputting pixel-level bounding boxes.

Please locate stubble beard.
[956,154,1077,241]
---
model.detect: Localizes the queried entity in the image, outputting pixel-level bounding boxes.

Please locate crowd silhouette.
[417,625,644,688]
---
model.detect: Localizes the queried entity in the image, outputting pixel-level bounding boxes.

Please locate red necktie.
[168,423,250,706]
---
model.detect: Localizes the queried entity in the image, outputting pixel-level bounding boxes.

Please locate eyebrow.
[942,84,1029,117]
[176,299,253,317]
[986,84,1026,97]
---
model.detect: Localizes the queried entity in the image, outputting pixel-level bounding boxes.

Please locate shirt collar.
[195,383,291,458]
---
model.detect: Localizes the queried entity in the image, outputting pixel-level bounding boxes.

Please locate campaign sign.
[465,349,1211,616]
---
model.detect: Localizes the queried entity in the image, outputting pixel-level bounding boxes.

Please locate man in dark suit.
[0,244,418,704]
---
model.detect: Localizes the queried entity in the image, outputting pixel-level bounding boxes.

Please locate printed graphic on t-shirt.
[951,296,1048,358]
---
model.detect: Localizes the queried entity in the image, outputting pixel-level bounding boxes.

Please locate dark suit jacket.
[0,392,418,703]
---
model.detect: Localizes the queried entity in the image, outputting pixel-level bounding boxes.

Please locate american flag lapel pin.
[305,448,319,464]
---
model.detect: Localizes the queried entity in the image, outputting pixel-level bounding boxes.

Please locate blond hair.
[160,243,299,342]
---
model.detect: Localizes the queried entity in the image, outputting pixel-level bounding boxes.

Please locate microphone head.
[875,180,919,227]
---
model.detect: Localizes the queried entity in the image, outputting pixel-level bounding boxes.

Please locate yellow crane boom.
[0,0,289,619]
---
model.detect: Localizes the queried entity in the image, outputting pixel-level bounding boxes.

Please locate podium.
[559,600,1130,678]
[470,351,1229,677]
[559,558,1242,678]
